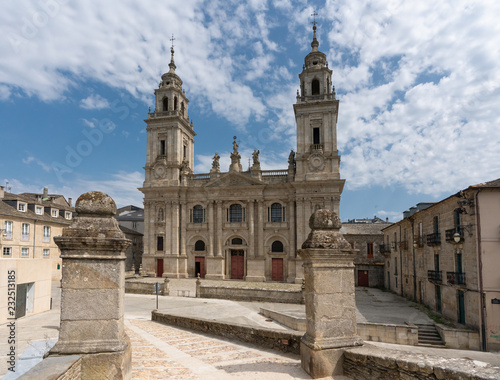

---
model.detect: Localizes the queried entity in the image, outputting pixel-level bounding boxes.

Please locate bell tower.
[293,23,341,183]
[144,40,195,187]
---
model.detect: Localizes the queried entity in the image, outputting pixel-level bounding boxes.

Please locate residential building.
[116,205,144,234]
[115,205,144,273]
[342,216,392,287]
[0,186,74,280]
[140,25,344,282]
[383,179,500,351]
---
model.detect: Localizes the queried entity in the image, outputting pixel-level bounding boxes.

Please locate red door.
[157,259,164,278]
[195,256,205,278]
[357,270,369,287]
[230,250,244,279]
[272,258,284,281]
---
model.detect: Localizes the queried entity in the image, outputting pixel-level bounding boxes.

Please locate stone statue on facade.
[229,138,242,172]
[211,153,220,173]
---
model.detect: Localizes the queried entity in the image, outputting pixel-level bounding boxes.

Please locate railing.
[298,94,335,102]
[447,272,466,286]
[262,170,288,177]
[426,233,441,246]
[399,241,408,250]
[379,244,391,254]
[192,174,211,180]
[310,144,324,152]
[413,236,425,248]
[149,110,191,124]
[445,228,463,243]
[428,270,442,283]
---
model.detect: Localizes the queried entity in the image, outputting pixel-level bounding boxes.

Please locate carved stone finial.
[75,191,117,217]
[302,209,351,249]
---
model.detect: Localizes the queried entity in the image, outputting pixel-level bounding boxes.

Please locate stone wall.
[343,345,499,380]
[198,284,303,304]
[436,324,480,350]
[357,322,418,346]
[152,310,302,354]
[19,355,82,380]
[125,279,166,295]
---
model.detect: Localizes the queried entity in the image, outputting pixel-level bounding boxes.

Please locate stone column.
[248,200,255,259]
[287,198,297,283]
[50,191,131,379]
[207,201,214,256]
[298,209,362,379]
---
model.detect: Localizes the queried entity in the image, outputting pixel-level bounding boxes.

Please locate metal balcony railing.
[399,241,408,250]
[379,244,391,254]
[447,272,466,286]
[428,270,442,283]
[445,228,464,243]
[426,233,441,246]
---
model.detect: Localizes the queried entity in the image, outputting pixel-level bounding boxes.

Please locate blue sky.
[1,0,499,222]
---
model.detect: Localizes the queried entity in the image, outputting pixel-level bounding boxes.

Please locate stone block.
[62,261,122,289]
[300,342,345,378]
[61,289,122,320]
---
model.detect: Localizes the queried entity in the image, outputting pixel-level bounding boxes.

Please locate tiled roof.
[119,225,143,236]
[341,223,392,235]
[469,178,500,188]
[116,205,144,221]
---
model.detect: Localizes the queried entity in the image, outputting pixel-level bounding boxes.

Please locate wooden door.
[358,270,369,287]
[157,258,164,278]
[15,283,27,319]
[230,250,244,279]
[195,256,205,278]
[271,258,284,281]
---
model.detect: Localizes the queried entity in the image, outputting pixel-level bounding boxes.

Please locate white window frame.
[4,221,13,239]
[65,212,71,220]
[3,247,12,256]
[43,226,51,242]
[21,247,29,257]
[36,206,44,215]
[51,209,59,217]
[22,223,30,241]
[43,249,50,257]
[18,202,26,212]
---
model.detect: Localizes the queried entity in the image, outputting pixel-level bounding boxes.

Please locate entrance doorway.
[230,250,244,279]
[15,282,34,319]
[271,258,284,281]
[157,258,164,277]
[458,290,465,324]
[357,270,369,287]
[195,256,205,278]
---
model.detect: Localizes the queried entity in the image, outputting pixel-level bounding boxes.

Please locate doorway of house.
[357,270,369,287]
[230,250,244,279]
[271,258,284,281]
[195,256,205,278]
[157,258,164,277]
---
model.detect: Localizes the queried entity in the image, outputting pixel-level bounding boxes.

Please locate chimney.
[0,186,4,199]
[43,187,48,197]
[386,217,389,222]
[68,198,72,207]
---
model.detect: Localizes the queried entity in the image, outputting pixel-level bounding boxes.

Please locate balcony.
[310,144,324,152]
[447,272,466,286]
[379,244,391,254]
[426,233,441,246]
[445,228,464,243]
[413,236,425,248]
[428,270,442,283]
[399,241,408,250]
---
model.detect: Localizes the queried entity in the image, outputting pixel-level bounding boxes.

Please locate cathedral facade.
[140,26,344,282]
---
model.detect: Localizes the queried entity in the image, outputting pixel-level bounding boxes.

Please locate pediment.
[205,172,264,188]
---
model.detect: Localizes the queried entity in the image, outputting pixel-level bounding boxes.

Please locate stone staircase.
[416,324,444,346]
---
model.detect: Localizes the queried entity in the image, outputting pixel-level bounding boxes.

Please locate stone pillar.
[287,198,296,283]
[208,201,214,256]
[50,191,132,379]
[298,209,362,379]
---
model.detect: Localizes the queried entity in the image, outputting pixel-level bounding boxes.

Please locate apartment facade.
[0,186,74,280]
[383,179,500,351]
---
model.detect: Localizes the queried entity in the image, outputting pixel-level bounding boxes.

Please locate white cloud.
[80,94,110,110]
[22,155,51,172]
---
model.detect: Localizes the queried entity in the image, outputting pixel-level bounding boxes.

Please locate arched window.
[271,240,284,252]
[229,204,243,222]
[270,203,284,222]
[311,79,320,95]
[194,240,205,251]
[174,96,178,110]
[192,205,204,223]
[231,238,243,245]
[181,102,185,116]
[163,97,168,111]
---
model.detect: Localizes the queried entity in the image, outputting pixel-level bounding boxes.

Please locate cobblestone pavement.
[125,318,342,380]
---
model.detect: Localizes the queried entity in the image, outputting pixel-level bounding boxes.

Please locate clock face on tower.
[308,152,325,172]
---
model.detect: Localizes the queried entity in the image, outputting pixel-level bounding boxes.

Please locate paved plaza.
[1,279,500,379]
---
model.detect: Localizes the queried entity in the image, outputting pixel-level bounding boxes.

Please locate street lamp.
[453,232,461,243]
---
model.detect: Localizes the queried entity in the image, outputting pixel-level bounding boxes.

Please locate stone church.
[140,25,345,282]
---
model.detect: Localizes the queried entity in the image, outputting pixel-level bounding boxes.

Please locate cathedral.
[140,25,344,282]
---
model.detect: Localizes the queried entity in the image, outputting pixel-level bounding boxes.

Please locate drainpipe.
[410,217,417,301]
[33,219,37,258]
[475,189,487,352]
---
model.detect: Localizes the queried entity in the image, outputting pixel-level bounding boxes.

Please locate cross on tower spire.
[170,34,176,51]
[311,10,318,27]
